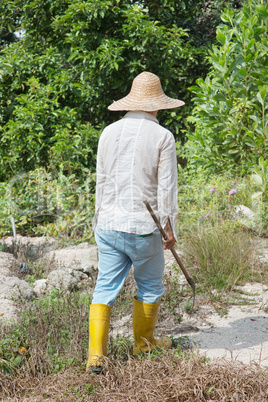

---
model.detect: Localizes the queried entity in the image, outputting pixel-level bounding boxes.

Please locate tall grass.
[0,290,91,377]
[184,224,262,293]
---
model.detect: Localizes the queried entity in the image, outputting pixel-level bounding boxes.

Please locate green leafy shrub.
[0,167,96,240]
[0,336,23,375]
[187,0,268,173]
[0,0,213,179]
[251,157,268,235]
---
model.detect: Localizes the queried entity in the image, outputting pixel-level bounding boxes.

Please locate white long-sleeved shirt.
[93,111,178,236]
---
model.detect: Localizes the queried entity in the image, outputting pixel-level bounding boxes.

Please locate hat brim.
[108,94,185,111]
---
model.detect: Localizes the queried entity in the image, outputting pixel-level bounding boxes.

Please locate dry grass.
[184,226,266,294]
[1,352,267,401]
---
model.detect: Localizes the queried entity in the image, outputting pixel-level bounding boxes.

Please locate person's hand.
[162,220,176,250]
[162,233,176,250]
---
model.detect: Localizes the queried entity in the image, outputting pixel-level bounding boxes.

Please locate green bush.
[0,167,96,240]
[0,0,214,179]
[187,0,268,173]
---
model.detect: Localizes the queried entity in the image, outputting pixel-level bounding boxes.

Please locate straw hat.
[108,71,185,111]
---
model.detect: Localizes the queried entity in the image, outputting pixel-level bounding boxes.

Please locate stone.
[33,279,47,296]
[0,299,18,323]
[71,270,89,281]
[235,205,255,220]
[0,252,17,278]
[42,244,98,275]
[47,269,79,292]
[110,314,132,338]
[2,235,57,261]
[234,205,256,229]
[0,277,36,301]
[260,250,268,263]
[0,253,30,324]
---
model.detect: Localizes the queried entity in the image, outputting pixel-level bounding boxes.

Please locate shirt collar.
[123,111,159,125]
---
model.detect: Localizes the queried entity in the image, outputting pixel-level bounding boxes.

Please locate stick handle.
[143,201,195,294]
[143,201,167,239]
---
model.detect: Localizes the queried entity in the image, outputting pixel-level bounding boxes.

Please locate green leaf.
[256,5,268,16]
[252,191,263,199]
[188,86,202,93]
[216,30,226,46]
[1,63,13,72]
[239,68,247,77]
[257,91,264,105]
[258,156,265,168]
[246,38,255,51]
[244,53,253,63]
[252,174,263,185]
[213,93,227,102]
[7,23,14,33]
[249,115,261,124]
[259,86,267,102]
[13,355,22,367]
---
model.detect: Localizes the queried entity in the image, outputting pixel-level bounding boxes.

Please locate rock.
[47,269,79,292]
[0,277,36,301]
[2,235,57,260]
[235,205,255,219]
[110,314,132,338]
[234,205,256,228]
[33,279,47,296]
[0,299,18,323]
[42,244,98,275]
[0,252,17,279]
[71,270,89,281]
[0,253,33,323]
[259,250,268,263]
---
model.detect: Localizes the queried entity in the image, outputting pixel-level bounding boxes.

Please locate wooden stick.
[144,201,195,308]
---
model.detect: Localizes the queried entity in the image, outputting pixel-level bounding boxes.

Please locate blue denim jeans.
[92,227,165,305]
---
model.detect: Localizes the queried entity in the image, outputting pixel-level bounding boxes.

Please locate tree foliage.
[0,0,241,179]
[187,0,268,173]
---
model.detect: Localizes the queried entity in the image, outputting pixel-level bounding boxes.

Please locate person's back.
[95,111,177,234]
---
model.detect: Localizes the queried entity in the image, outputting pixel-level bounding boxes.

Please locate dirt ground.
[1,240,267,401]
[110,246,268,369]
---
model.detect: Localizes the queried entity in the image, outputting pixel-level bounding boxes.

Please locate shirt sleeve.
[157,131,178,240]
[92,133,105,230]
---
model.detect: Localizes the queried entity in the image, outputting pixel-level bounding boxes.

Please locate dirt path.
[164,244,268,369]
[170,282,268,368]
[111,245,268,369]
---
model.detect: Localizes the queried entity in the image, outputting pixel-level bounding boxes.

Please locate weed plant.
[0,290,91,377]
[0,243,7,252]
[161,270,187,318]
[2,352,267,401]
[107,336,133,362]
[20,259,58,285]
[176,167,268,236]
[184,224,264,295]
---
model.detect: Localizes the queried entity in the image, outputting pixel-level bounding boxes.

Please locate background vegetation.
[0,0,243,178]
[0,0,267,239]
[0,2,268,398]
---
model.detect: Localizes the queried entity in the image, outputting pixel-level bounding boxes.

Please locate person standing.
[87,71,185,373]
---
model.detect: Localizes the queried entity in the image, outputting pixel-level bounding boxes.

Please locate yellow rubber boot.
[86,303,111,373]
[132,297,172,355]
